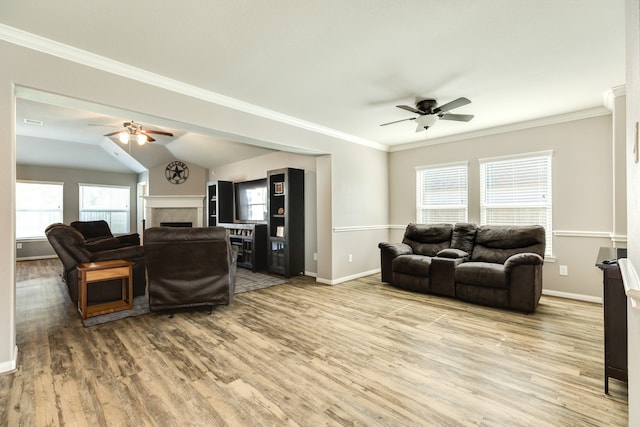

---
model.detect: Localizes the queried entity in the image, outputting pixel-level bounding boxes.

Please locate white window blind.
[480,152,552,255]
[16,181,64,238]
[79,184,130,233]
[416,163,468,224]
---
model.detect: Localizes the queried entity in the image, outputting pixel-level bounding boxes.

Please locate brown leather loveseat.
[379,223,545,312]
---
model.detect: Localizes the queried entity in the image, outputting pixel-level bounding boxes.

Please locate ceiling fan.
[97,121,174,145]
[381,97,474,132]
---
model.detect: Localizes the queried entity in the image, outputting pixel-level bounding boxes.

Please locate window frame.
[415,161,469,225]
[16,180,64,239]
[479,151,552,256]
[78,183,131,234]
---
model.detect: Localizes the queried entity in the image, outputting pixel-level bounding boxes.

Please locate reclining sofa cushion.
[71,220,141,246]
[455,262,508,289]
[392,254,432,276]
[470,225,545,263]
[402,223,453,256]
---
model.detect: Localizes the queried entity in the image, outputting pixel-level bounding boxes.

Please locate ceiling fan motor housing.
[416,99,438,113]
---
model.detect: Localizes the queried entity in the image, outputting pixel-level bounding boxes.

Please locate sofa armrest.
[436,248,469,260]
[504,253,544,272]
[378,242,413,283]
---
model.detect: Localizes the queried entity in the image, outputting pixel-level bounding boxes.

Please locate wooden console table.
[77,260,133,320]
[595,247,628,394]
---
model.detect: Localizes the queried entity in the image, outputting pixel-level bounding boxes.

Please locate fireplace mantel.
[144,195,205,228]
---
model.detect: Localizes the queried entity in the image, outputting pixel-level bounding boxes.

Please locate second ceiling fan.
[381,97,474,132]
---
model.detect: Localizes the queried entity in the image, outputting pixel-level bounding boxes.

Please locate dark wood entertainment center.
[206,168,304,276]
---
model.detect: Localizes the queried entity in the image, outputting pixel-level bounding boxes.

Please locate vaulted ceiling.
[2,0,626,173]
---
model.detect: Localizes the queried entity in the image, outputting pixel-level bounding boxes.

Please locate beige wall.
[389,114,623,299]
[147,160,207,198]
[0,39,389,370]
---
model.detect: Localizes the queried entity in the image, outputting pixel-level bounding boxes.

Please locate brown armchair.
[45,223,146,304]
[143,226,237,313]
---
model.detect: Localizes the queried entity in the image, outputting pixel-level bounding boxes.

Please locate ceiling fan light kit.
[381,97,474,132]
[101,121,174,145]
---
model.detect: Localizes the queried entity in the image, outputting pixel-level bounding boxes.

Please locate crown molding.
[603,84,626,110]
[389,107,611,152]
[0,24,387,152]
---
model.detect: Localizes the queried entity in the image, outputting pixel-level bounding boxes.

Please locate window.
[480,151,552,256]
[16,181,64,239]
[79,184,130,233]
[416,162,468,224]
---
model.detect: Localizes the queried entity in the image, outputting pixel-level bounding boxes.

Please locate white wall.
[626,0,640,423]
[389,114,623,300]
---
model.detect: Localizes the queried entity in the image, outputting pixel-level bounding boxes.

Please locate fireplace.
[160,222,193,227]
[144,195,205,228]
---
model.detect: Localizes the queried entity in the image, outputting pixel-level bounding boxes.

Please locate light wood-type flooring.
[1,259,628,426]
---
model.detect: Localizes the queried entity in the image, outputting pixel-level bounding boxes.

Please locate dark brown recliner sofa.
[45,223,146,304]
[379,223,545,313]
[143,226,238,313]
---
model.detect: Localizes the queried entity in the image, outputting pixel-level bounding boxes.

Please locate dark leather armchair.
[70,220,140,246]
[143,226,237,313]
[45,223,146,304]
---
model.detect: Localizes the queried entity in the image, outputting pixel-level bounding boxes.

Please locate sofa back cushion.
[402,223,453,256]
[470,225,545,264]
[451,223,478,254]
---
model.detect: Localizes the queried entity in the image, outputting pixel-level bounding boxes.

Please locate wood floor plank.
[1,260,629,426]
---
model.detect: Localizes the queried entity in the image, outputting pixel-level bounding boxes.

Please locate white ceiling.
[2,0,626,173]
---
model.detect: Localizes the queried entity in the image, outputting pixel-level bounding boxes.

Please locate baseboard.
[316,268,381,285]
[16,255,58,262]
[0,345,18,375]
[542,289,602,304]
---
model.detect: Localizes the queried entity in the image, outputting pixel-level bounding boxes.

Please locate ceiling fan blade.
[103,131,123,137]
[145,130,174,137]
[89,123,120,128]
[433,97,471,114]
[380,117,417,126]
[396,105,424,115]
[140,131,156,142]
[439,113,474,122]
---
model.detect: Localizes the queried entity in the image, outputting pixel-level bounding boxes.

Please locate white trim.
[316,268,381,285]
[389,107,610,152]
[16,255,58,262]
[478,149,554,165]
[415,160,468,172]
[332,225,389,233]
[542,289,602,304]
[0,24,385,152]
[553,230,617,238]
[0,346,18,374]
[620,259,640,311]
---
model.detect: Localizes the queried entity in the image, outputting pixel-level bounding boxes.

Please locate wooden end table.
[77,259,134,320]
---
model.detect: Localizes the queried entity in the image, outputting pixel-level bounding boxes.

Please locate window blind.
[416,163,468,224]
[480,152,552,255]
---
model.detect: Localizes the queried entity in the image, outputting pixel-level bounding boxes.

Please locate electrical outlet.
[559,265,568,276]
[313,252,317,261]
[348,254,353,263]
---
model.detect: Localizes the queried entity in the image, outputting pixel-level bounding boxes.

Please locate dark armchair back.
[402,223,453,256]
[143,227,237,312]
[45,223,146,303]
[71,220,140,246]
